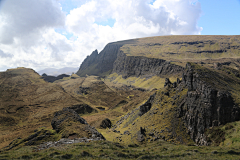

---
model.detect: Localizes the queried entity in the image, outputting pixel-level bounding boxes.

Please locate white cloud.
[0,49,13,58]
[65,0,202,55]
[0,0,202,72]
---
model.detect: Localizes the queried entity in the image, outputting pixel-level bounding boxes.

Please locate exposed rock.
[77,86,90,95]
[172,82,177,88]
[77,50,99,76]
[113,52,183,78]
[124,131,130,135]
[34,137,104,151]
[3,128,57,151]
[41,74,70,83]
[139,93,156,116]
[179,63,240,145]
[51,108,87,133]
[164,78,172,87]
[77,42,129,77]
[51,108,105,140]
[67,103,97,114]
[136,127,146,142]
[100,118,112,129]
[177,78,181,84]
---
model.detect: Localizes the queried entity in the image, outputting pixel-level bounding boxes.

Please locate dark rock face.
[139,93,156,116]
[77,41,183,78]
[77,86,90,95]
[41,74,70,83]
[100,118,112,129]
[164,78,172,87]
[179,63,240,145]
[51,108,87,133]
[113,51,183,78]
[51,108,105,140]
[76,43,126,77]
[136,127,146,142]
[78,50,99,72]
[67,104,97,114]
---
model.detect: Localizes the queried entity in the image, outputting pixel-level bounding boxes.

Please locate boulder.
[100,118,112,129]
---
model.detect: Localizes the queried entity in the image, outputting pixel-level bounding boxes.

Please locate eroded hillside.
[2,35,240,159]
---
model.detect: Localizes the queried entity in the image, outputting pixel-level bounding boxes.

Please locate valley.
[1,35,240,159]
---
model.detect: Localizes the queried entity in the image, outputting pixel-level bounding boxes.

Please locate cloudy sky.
[0,0,239,72]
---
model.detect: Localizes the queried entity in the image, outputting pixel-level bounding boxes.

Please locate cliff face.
[76,43,128,77]
[112,51,183,78]
[77,45,183,78]
[178,63,240,145]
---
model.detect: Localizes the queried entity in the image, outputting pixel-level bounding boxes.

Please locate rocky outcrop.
[77,40,183,78]
[41,74,70,83]
[51,108,105,140]
[67,104,98,114]
[100,118,112,129]
[51,108,87,133]
[136,127,146,142]
[178,63,240,145]
[76,42,128,77]
[112,51,183,78]
[139,93,156,116]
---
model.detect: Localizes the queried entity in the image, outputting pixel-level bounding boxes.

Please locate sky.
[0,0,239,72]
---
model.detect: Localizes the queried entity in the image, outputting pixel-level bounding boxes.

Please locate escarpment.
[77,44,183,78]
[76,41,133,77]
[110,63,240,146]
[112,51,183,78]
[178,63,240,145]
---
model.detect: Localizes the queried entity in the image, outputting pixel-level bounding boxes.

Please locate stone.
[51,108,105,140]
[67,104,97,114]
[136,127,146,142]
[139,93,156,116]
[164,78,172,87]
[179,62,240,145]
[100,118,112,129]
[51,108,87,133]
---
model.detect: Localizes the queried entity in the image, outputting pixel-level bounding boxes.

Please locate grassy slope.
[0,68,82,149]
[121,35,240,61]
[2,135,240,159]
[188,62,240,105]
[104,72,180,90]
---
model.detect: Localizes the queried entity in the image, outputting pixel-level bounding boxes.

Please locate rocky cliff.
[177,63,240,145]
[109,63,240,145]
[76,40,135,77]
[113,51,183,78]
[77,42,183,78]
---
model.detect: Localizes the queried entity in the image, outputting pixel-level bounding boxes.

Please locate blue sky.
[198,0,240,35]
[59,0,240,36]
[0,0,239,71]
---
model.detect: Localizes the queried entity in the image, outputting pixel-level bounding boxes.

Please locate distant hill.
[76,35,240,77]
[38,67,78,76]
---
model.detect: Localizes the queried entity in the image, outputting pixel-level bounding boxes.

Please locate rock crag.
[76,41,132,77]
[113,51,183,78]
[178,63,240,145]
[51,108,105,140]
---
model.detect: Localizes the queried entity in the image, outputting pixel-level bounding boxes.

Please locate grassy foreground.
[1,139,240,160]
